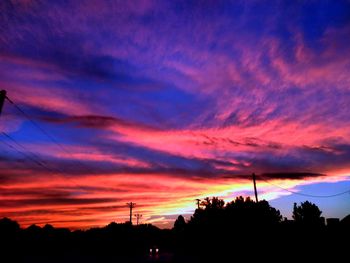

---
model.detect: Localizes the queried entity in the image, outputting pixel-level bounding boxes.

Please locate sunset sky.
[1,0,350,229]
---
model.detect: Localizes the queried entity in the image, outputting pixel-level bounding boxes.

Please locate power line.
[0,135,47,170]
[2,94,107,192]
[1,132,69,176]
[0,133,85,191]
[5,96,97,175]
[0,134,95,219]
[5,96,65,150]
[2,132,47,165]
[252,173,258,202]
[255,174,350,198]
[126,202,136,224]
[0,133,57,175]
[134,213,142,225]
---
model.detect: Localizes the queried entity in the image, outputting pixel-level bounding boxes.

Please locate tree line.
[0,197,349,262]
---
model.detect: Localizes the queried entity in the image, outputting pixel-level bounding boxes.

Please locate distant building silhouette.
[326,218,340,227]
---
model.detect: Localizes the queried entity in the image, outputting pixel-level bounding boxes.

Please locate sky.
[0,0,350,229]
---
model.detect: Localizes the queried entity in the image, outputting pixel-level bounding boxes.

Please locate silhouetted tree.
[293,201,323,226]
[0,217,20,237]
[225,196,282,227]
[0,217,20,236]
[174,215,186,232]
[189,197,226,229]
[43,224,54,231]
[200,196,225,210]
[341,214,350,227]
[189,196,282,233]
[26,224,42,233]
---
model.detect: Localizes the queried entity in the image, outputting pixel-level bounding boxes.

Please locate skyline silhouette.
[0,197,349,262]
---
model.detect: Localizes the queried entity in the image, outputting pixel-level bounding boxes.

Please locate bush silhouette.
[188,196,282,231]
[0,217,20,236]
[293,201,323,226]
[174,215,186,232]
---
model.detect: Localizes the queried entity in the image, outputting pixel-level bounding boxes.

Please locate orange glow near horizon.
[1,170,349,229]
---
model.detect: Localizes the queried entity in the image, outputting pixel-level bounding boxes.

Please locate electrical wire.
[0,136,48,170]
[1,131,69,176]
[256,173,350,198]
[5,96,97,175]
[0,133,83,188]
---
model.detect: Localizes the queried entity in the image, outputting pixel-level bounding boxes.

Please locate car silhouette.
[149,245,159,257]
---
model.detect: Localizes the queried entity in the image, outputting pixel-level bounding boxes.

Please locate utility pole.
[0,90,6,117]
[126,202,136,224]
[252,173,258,203]
[134,213,142,225]
[195,199,201,209]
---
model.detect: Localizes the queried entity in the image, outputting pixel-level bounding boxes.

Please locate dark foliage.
[0,197,349,262]
[293,201,323,226]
